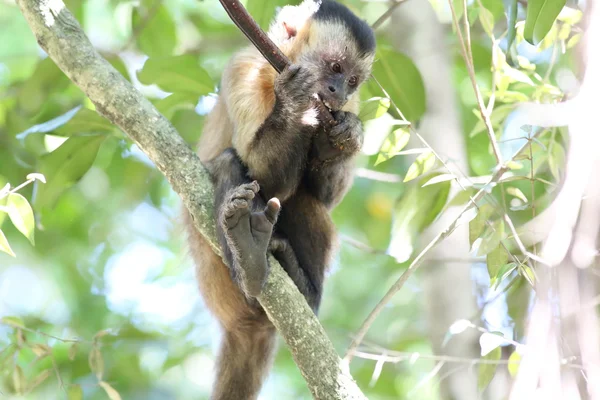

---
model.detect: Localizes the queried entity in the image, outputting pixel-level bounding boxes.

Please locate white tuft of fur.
[301,106,319,127]
[268,0,321,45]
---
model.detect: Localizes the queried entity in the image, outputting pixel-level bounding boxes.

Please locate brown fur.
[184,2,374,398]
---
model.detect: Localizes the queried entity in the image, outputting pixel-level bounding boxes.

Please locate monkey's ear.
[283,22,297,39]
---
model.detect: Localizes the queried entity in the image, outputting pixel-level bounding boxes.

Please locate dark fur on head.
[314,0,376,56]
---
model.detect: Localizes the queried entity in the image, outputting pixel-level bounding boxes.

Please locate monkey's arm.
[235,65,319,202]
[306,111,363,209]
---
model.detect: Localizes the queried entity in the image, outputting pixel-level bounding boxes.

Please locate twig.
[448,0,503,164]
[344,132,543,362]
[218,0,288,73]
[371,0,408,30]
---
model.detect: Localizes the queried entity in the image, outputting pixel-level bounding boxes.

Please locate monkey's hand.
[274,64,319,125]
[220,182,281,298]
[311,111,363,161]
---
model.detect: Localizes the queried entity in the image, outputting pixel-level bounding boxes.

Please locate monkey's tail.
[211,323,277,400]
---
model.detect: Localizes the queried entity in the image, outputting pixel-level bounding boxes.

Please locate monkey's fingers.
[264,198,281,225]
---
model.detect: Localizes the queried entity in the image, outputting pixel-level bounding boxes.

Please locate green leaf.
[1,316,25,328]
[359,97,390,122]
[13,365,25,394]
[508,350,521,377]
[469,203,495,246]
[506,187,528,203]
[54,108,114,136]
[477,220,505,257]
[375,127,410,166]
[247,0,289,29]
[155,93,200,119]
[369,46,426,122]
[26,173,46,184]
[67,385,83,400]
[479,332,506,356]
[478,346,501,392]
[100,381,122,400]
[503,0,518,50]
[89,347,104,380]
[524,0,567,45]
[27,369,50,392]
[422,174,456,187]
[0,229,15,257]
[494,262,518,289]
[404,151,435,182]
[6,193,35,245]
[487,246,508,286]
[549,143,565,181]
[388,174,451,262]
[16,107,81,140]
[132,4,177,58]
[35,135,107,210]
[137,55,214,96]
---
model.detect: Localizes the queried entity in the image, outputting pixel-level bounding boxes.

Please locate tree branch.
[15,1,364,398]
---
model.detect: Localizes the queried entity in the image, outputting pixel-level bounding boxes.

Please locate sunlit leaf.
[0,229,15,257]
[477,219,505,256]
[478,346,501,392]
[99,381,122,400]
[247,0,289,29]
[524,0,567,45]
[503,0,518,50]
[35,135,107,210]
[479,7,495,37]
[567,33,582,49]
[68,385,83,400]
[404,151,435,182]
[422,174,456,187]
[1,316,25,328]
[494,262,518,289]
[27,369,50,391]
[6,193,35,245]
[89,347,104,380]
[359,97,390,122]
[520,264,536,286]
[69,342,78,361]
[469,203,495,246]
[374,127,410,165]
[449,319,473,335]
[549,143,565,181]
[368,46,426,122]
[137,55,214,96]
[480,332,506,356]
[487,246,508,286]
[30,343,51,357]
[13,365,25,394]
[16,106,81,140]
[132,4,177,58]
[388,174,451,262]
[155,93,200,119]
[26,173,46,183]
[506,187,528,203]
[508,350,521,377]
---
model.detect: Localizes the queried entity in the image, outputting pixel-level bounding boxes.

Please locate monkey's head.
[269,0,376,112]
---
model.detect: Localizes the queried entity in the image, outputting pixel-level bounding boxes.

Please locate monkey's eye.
[331,63,342,73]
[348,76,358,86]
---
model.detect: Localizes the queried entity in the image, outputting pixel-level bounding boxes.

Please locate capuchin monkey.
[184,1,375,398]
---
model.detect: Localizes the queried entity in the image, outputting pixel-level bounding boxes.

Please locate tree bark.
[15,1,365,398]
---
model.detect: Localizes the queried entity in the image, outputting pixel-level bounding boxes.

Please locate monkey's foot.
[220,182,281,297]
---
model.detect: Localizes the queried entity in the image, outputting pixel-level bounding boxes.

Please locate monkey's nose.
[328,86,336,93]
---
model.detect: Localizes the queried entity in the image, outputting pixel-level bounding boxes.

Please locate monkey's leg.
[219,181,280,298]
[274,189,336,312]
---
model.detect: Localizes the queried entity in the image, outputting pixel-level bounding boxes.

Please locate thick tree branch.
[15,1,364,398]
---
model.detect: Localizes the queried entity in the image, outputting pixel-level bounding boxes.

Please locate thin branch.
[218,0,289,73]
[371,0,408,30]
[447,0,503,164]
[15,1,364,398]
[344,132,543,362]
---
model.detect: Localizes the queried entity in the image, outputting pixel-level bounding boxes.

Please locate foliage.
[0,0,582,398]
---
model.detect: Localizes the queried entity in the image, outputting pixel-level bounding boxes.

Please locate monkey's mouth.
[315,93,339,112]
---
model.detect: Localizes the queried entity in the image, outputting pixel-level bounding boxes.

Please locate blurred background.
[0,0,588,399]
